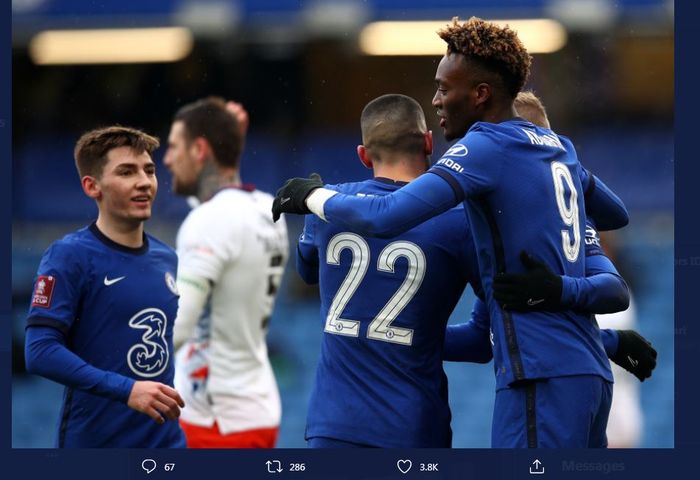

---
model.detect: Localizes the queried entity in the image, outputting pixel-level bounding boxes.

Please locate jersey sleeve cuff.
[600,329,620,357]
[26,316,70,335]
[427,169,465,203]
[585,250,606,258]
[559,276,576,307]
[95,371,136,403]
[113,374,136,403]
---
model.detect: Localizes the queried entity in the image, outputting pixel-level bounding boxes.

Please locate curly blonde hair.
[438,17,532,98]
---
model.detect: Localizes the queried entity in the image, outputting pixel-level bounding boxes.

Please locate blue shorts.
[492,374,613,448]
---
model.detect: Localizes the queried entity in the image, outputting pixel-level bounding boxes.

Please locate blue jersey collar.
[89,222,149,255]
[372,177,409,187]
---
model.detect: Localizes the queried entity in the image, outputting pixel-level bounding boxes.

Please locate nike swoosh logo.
[104,275,126,286]
[280,197,291,205]
[627,356,639,367]
[526,298,545,306]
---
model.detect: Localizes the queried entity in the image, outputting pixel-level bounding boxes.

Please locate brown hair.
[360,94,426,162]
[437,16,532,98]
[515,91,550,128]
[74,126,160,178]
[173,96,243,168]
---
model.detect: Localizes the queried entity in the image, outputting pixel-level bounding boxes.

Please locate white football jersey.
[174,187,288,434]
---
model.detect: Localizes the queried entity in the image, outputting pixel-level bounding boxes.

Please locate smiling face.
[432,53,481,141]
[86,146,158,225]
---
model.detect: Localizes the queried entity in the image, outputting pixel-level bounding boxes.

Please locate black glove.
[271,173,324,222]
[493,251,563,311]
[610,329,657,382]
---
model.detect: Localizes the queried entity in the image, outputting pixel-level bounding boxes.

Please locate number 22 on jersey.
[324,233,426,346]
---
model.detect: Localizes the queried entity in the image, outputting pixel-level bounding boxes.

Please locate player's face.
[164,121,200,196]
[432,53,480,141]
[96,146,158,222]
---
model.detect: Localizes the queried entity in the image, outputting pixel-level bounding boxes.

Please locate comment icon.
[142,458,157,474]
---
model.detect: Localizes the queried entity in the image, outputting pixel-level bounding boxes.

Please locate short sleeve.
[584,220,605,257]
[429,130,503,198]
[579,167,592,196]
[27,241,85,333]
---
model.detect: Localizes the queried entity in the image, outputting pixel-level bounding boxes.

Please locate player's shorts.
[307,436,376,448]
[492,374,612,448]
[180,420,278,448]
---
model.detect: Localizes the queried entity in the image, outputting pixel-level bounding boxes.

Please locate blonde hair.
[514,91,550,128]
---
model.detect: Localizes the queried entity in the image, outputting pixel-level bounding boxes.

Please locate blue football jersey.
[26,223,185,448]
[298,178,484,448]
[445,219,624,362]
[584,219,605,258]
[430,119,613,389]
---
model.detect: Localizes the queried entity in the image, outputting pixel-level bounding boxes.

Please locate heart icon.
[397,459,412,474]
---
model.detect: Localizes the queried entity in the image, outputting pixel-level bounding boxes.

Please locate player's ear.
[474,82,492,108]
[192,137,210,166]
[357,145,373,169]
[81,175,101,200]
[424,130,433,156]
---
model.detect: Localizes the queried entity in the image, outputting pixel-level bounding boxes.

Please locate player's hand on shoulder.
[272,173,324,222]
[611,329,657,382]
[127,381,186,424]
[493,251,563,311]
